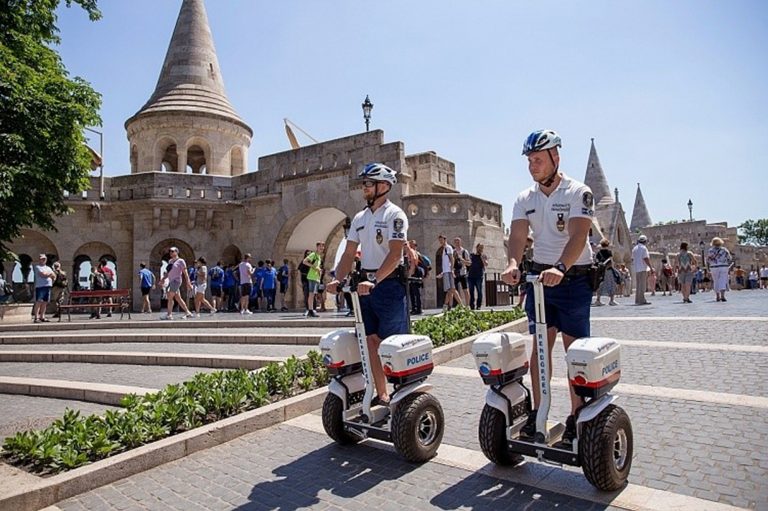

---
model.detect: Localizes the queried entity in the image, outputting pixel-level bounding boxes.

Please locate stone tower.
[583,138,613,207]
[124,0,252,176]
[630,183,652,232]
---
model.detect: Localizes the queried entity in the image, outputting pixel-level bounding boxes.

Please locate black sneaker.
[562,415,577,445]
[520,409,537,438]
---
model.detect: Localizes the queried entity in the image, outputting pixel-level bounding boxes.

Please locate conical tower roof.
[583,138,613,206]
[126,0,251,134]
[630,183,652,231]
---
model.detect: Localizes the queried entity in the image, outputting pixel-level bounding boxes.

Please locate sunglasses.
[361,180,378,188]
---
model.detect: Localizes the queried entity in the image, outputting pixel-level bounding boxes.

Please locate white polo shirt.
[632,243,650,272]
[348,200,408,269]
[511,173,594,266]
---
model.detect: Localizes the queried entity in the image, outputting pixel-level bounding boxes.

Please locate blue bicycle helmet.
[522,129,562,156]
[358,163,397,185]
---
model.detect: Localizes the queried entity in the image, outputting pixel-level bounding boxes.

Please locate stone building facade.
[2,0,508,311]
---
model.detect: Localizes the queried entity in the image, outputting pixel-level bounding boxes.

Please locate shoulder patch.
[582,191,594,208]
[393,218,404,232]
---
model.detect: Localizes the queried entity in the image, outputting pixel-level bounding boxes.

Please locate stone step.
[0,332,323,345]
[0,376,156,406]
[0,351,287,370]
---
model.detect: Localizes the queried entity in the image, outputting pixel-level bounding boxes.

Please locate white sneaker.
[245,310,253,315]
[160,314,173,320]
[184,312,194,319]
[240,309,245,315]
[195,313,201,318]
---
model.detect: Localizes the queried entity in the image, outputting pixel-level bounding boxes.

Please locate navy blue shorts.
[524,275,591,339]
[35,286,52,302]
[360,279,408,340]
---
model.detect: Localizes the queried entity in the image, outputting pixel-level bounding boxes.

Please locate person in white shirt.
[501,129,595,447]
[631,236,652,305]
[327,163,409,406]
[437,234,463,310]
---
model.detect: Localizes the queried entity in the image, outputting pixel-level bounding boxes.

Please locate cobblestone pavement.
[5,290,768,509]
[56,424,622,511]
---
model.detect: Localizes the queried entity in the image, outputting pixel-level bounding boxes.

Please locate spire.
[583,138,613,206]
[127,0,251,133]
[630,183,652,231]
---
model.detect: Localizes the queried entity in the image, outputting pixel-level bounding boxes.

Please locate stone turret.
[583,138,613,206]
[630,183,652,231]
[124,0,252,176]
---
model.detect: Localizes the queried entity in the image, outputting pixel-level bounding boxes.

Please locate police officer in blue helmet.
[327,163,410,406]
[501,129,596,446]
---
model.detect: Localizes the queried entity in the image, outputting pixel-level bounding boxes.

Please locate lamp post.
[85,127,104,200]
[362,95,373,132]
[687,199,693,222]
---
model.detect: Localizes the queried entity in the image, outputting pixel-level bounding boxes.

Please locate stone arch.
[273,207,349,310]
[130,144,138,173]
[230,146,244,176]
[149,239,195,278]
[154,136,179,172]
[6,230,58,286]
[221,244,243,266]
[73,241,118,289]
[184,137,211,174]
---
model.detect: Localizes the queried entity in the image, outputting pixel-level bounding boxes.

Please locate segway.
[319,271,444,462]
[472,274,633,491]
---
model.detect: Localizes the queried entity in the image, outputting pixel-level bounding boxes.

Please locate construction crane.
[284,118,319,150]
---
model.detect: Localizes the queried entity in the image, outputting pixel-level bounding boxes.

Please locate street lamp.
[362,95,373,132]
[85,127,104,200]
[687,199,693,221]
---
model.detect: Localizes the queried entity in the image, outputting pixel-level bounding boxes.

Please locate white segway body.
[320,276,444,462]
[472,275,633,491]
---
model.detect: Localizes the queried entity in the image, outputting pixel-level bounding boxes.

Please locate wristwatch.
[554,261,567,273]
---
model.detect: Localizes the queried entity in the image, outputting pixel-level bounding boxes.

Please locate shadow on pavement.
[233,442,419,510]
[430,471,613,511]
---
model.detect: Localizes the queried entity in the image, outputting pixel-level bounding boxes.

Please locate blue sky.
[55,0,767,229]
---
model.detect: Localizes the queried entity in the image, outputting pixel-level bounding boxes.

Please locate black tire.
[391,392,445,462]
[478,404,524,466]
[321,393,359,445]
[580,404,633,491]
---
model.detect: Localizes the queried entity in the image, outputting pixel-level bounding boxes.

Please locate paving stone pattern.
[57,423,621,511]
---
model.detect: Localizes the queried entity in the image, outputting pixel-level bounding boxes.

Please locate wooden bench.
[58,289,132,322]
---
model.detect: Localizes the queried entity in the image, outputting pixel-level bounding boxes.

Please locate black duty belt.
[530,262,592,277]
[361,267,404,283]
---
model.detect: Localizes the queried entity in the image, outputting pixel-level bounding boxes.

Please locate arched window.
[187,145,206,174]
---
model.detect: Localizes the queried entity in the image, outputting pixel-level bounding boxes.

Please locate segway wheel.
[478,404,524,466]
[321,394,359,445]
[391,392,444,463]
[580,404,633,491]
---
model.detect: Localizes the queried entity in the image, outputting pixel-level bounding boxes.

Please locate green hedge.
[1,352,329,474]
[412,306,525,347]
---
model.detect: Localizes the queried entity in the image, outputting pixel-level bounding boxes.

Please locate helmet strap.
[365,182,390,209]
[537,149,559,187]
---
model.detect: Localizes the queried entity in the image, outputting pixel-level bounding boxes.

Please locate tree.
[738,219,768,246]
[0,0,102,260]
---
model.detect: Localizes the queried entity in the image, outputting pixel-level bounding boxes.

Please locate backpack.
[612,268,622,285]
[210,266,224,282]
[663,266,673,278]
[418,254,432,279]
[53,270,68,288]
[93,272,107,290]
